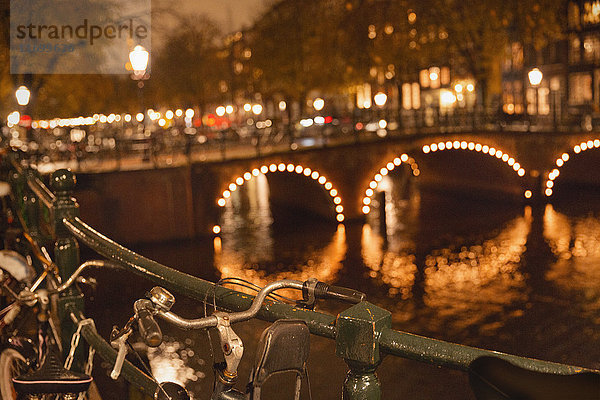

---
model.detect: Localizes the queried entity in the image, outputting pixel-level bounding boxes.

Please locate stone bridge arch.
[213,161,345,233]
[360,139,531,217]
[544,138,600,198]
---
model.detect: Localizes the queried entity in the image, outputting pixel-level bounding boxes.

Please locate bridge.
[65,129,600,243]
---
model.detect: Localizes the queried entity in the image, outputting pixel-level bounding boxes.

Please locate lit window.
[568,2,581,29]
[419,69,430,88]
[570,36,581,64]
[402,82,421,110]
[569,72,593,104]
[583,34,600,62]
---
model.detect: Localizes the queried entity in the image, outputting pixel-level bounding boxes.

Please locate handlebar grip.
[134,299,163,347]
[322,285,366,304]
[304,280,366,304]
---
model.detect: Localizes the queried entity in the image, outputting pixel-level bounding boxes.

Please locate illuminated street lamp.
[252,104,263,115]
[528,68,543,86]
[15,86,30,106]
[313,98,325,111]
[374,92,387,107]
[129,45,149,77]
[528,67,543,128]
[129,45,149,119]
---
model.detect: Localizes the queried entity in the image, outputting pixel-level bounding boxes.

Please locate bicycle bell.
[148,286,175,311]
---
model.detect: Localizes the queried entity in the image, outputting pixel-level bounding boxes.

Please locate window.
[583,34,600,62]
[569,72,593,104]
[568,2,581,29]
[402,82,421,110]
[502,80,524,114]
[570,36,581,64]
[512,43,523,69]
[419,69,430,88]
[583,0,600,25]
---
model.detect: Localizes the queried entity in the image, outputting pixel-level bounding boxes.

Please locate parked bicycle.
[0,254,108,399]
[109,278,364,400]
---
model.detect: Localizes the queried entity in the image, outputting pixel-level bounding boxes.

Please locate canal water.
[86,173,600,399]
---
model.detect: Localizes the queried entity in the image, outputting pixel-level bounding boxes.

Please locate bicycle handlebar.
[134,299,162,347]
[156,279,305,330]
[301,278,365,306]
[152,278,365,331]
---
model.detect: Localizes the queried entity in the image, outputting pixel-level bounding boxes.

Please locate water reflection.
[545,204,600,318]
[149,336,206,396]
[214,173,346,286]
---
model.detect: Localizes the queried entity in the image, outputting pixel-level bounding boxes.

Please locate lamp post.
[15,86,31,140]
[252,104,263,156]
[313,98,326,146]
[129,45,149,120]
[528,68,543,130]
[374,91,387,126]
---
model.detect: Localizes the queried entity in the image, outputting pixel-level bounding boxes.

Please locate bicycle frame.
[4,151,599,400]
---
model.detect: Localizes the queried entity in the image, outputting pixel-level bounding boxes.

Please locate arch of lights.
[362,141,528,215]
[361,154,420,215]
[545,139,600,197]
[214,163,345,232]
[424,140,528,195]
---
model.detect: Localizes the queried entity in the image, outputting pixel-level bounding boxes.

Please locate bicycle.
[0,256,107,399]
[109,278,365,400]
[109,276,600,400]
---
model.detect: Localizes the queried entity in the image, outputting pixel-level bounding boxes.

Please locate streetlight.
[528,68,543,86]
[15,86,30,106]
[129,45,149,77]
[252,104,263,115]
[528,68,543,129]
[129,45,149,120]
[15,86,32,139]
[374,92,387,107]
[313,98,325,111]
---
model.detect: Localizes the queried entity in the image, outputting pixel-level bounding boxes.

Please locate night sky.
[182,0,265,32]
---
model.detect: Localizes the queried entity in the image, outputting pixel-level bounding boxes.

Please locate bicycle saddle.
[248,319,310,400]
[469,356,600,400]
[12,347,92,394]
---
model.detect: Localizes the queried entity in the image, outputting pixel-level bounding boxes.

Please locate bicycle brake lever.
[110,325,132,380]
[214,313,243,379]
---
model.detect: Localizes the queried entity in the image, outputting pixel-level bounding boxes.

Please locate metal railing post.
[50,169,85,363]
[336,302,391,400]
[22,169,42,244]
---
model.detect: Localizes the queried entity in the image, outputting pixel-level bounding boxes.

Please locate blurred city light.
[313,98,325,111]
[528,68,543,86]
[15,86,30,106]
[129,45,149,75]
[374,92,387,107]
[252,104,263,115]
[7,111,20,125]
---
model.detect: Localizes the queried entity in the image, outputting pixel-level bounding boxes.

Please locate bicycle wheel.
[0,347,29,400]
